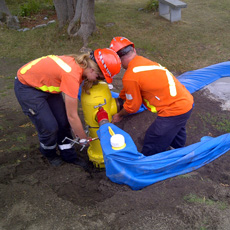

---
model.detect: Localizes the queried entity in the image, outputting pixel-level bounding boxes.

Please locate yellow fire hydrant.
[81,81,120,168]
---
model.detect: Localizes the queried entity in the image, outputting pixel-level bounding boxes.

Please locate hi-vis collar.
[20,55,72,93]
[20,55,72,74]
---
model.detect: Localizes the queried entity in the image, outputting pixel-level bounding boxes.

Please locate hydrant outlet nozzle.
[96,107,109,124]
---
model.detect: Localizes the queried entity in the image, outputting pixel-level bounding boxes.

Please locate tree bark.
[53,0,76,28]
[0,0,12,19]
[0,0,20,29]
[53,0,96,47]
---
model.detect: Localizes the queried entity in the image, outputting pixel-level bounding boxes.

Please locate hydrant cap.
[110,134,126,150]
[94,48,121,83]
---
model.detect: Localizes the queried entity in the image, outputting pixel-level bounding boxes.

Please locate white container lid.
[110,134,126,150]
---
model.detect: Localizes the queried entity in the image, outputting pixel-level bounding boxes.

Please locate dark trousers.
[14,78,77,162]
[142,108,193,156]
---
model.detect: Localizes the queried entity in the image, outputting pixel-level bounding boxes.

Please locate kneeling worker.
[110,37,194,156]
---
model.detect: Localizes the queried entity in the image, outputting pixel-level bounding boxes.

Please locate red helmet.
[109,37,134,53]
[94,48,121,84]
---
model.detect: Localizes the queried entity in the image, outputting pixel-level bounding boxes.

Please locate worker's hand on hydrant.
[112,113,123,123]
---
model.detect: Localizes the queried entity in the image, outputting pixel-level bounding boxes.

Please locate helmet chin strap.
[89,50,97,63]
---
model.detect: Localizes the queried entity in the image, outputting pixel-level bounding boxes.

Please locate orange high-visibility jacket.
[17,55,83,99]
[119,55,194,117]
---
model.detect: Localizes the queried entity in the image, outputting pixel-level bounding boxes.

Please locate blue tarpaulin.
[98,124,230,190]
[97,61,230,190]
[177,61,230,93]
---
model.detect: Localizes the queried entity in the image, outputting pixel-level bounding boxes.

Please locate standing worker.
[110,37,194,156]
[14,49,121,166]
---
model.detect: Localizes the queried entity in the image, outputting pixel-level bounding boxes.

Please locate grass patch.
[8,145,30,152]
[178,173,193,178]
[16,133,27,143]
[1,0,230,72]
[198,113,230,133]
[6,0,54,16]
[144,0,159,12]
[184,193,228,210]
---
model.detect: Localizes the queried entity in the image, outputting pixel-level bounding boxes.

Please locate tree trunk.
[68,0,96,46]
[53,0,76,28]
[0,0,20,29]
[0,0,12,19]
[53,0,96,47]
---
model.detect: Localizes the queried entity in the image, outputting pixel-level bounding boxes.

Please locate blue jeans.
[14,78,77,162]
[142,108,193,156]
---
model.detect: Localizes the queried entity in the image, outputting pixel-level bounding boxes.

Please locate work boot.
[47,156,64,166]
[71,156,89,170]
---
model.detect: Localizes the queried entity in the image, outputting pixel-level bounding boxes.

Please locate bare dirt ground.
[1,13,230,230]
[1,56,230,230]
